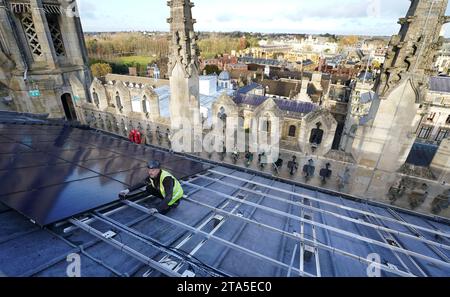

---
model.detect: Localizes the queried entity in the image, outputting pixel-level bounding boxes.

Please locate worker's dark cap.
[147,160,161,169]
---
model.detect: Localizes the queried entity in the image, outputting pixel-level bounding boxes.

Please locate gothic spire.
[167,0,200,78]
[377,0,450,98]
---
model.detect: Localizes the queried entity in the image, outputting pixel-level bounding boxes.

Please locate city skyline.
[78,0,450,36]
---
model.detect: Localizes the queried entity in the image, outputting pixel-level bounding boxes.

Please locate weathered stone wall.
[0,0,91,119]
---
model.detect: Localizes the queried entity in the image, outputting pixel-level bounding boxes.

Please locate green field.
[114,55,155,66]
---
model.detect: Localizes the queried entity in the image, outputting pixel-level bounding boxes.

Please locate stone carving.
[97,113,104,130]
[90,112,97,128]
[431,190,450,215]
[388,177,428,209]
[105,115,112,131]
[337,167,351,191]
[377,1,448,99]
[388,178,407,203]
[120,118,126,136]
[408,183,429,209]
[112,117,119,133]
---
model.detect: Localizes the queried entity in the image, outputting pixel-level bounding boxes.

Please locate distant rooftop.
[430,76,450,94]
[199,75,218,81]
[239,57,284,67]
[233,93,319,114]
[105,74,170,89]
[238,83,263,94]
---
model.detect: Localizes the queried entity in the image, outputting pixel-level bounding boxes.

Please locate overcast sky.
[77,0,450,36]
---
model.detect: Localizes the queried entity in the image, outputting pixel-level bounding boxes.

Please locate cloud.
[77,0,450,37]
[284,0,370,22]
[78,1,98,20]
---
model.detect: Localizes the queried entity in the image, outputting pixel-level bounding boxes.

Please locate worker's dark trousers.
[145,186,181,215]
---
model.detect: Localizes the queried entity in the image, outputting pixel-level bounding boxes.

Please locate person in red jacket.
[128,129,142,144]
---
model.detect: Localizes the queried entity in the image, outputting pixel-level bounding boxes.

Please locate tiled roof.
[233,93,319,114]
[429,76,450,93]
[274,98,318,113]
[237,83,263,94]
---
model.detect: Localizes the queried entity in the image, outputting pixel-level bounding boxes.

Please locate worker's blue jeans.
[146,186,180,215]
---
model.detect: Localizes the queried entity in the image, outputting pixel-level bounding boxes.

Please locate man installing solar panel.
[118,160,184,215]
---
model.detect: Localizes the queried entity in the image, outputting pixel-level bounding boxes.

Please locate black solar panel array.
[233,93,319,114]
[0,123,211,226]
[273,98,318,113]
[429,76,450,93]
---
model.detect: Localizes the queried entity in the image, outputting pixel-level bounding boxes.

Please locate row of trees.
[85,33,169,59]
[85,32,259,77]
[85,32,259,62]
[90,56,169,79]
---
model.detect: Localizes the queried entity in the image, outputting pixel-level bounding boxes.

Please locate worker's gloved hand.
[149,208,159,215]
[118,189,130,199]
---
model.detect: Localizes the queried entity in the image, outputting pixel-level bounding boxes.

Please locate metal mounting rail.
[299,205,305,276]
[195,174,450,251]
[90,212,227,277]
[208,169,450,239]
[312,191,321,277]
[182,180,450,270]
[147,171,246,276]
[182,196,416,277]
[69,218,182,277]
[287,244,298,277]
[63,195,154,234]
[364,213,427,277]
[386,208,450,263]
[122,200,316,277]
[124,199,414,277]
[172,182,264,274]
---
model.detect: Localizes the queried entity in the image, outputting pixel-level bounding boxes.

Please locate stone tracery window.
[264,120,271,133]
[142,95,148,113]
[115,92,123,111]
[288,125,297,137]
[92,89,99,106]
[20,13,43,57]
[46,15,66,56]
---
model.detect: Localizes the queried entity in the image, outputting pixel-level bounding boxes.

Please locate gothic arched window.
[142,95,148,113]
[309,123,324,145]
[115,92,123,111]
[289,125,297,137]
[87,90,93,104]
[264,120,271,133]
[92,89,99,106]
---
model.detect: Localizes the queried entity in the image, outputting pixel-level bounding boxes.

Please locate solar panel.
[0,151,68,170]
[0,143,34,154]
[0,176,125,226]
[0,123,212,226]
[0,163,99,196]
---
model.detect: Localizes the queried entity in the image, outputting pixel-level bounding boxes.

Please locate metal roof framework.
[52,167,450,277]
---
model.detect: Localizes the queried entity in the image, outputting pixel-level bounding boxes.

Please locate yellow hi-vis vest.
[150,170,184,205]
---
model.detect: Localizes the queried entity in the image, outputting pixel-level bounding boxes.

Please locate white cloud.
[77,0,450,36]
